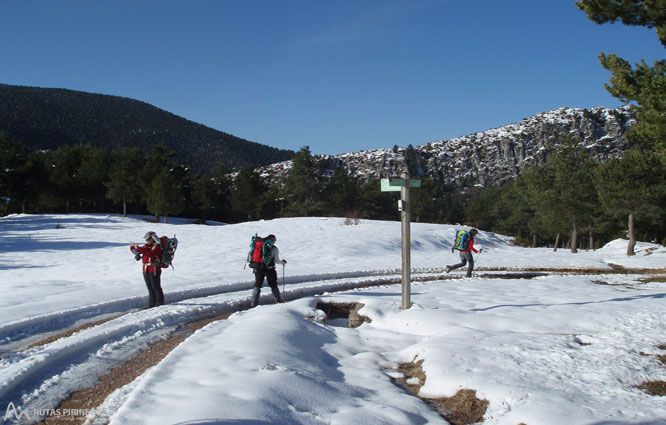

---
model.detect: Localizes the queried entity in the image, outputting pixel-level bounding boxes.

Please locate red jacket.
[132,243,163,273]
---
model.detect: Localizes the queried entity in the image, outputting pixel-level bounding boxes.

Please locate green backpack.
[248,235,274,269]
[453,230,471,251]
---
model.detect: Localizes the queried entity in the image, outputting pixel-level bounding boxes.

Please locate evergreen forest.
[0,137,464,226]
[0,83,294,174]
[1,135,665,255]
[1,0,665,255]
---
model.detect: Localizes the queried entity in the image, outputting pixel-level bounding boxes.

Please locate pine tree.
[139,145,173,220]
[230,165,268,222]
[410,178,449,223]
[445,190,465,226]
[76,145,112,211]
[322,166,360,217]
[576,0,666,163]
[358,180,396,221]
[0,133,28,214]
[146,167,185,223]
[404,144,419,177]
[49,145,87,212]
[282,146,324,216]
[549,136,598,253]
[523,164,569,251]
[191,164,231,222]
[465,186,501,231]
[594,148,664,255]
[105,148,144,216]
[495,179,536,245]
[21,151,56,213]
[575,0,666,46]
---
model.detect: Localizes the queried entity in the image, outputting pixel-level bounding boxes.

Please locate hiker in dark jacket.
[251,234,286,307]
[446,228,482,277]
[131,231,165,308]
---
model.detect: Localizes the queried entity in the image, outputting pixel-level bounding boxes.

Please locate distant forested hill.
[0,83,293,174]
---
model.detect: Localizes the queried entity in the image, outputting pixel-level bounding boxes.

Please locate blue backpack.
[453,230,471,251]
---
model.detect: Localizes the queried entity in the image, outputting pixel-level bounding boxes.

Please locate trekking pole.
[282,262,286,294]
[474,250,483,269]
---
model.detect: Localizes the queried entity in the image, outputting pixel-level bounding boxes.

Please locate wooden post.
[380,175,420,310]
[401,172,411,310]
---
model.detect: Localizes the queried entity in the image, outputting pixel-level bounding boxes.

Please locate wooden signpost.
[380,173,421,310]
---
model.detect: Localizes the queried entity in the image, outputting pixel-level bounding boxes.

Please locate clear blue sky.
[1,1,663,156]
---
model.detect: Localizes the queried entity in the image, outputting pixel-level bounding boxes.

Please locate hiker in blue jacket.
[446,228,482,277]
[251,234,287,307]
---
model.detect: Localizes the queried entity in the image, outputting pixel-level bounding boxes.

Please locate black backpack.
[159,235,178,268]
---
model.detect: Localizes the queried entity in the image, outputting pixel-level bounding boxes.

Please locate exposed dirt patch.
[397,358,426,393]
[637,345,666,396]
[477,272,547,279]
[658,355,666,366]
[315,302,371,328]
[638,381,666,396]
[592,279,641,289]
[392,358,488,425]
[639,346,666,366]
[34,312,232,425]
[428,389,489,425]
[652,345,666,366]
[607,264,666,274]
[639,275,666,283]
[27,315,123,350]
[644,247,659,256]
[484,265,666,275]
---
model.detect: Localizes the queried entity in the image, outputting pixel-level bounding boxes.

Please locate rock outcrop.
[258,106,635,190]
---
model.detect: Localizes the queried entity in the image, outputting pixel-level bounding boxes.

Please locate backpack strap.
[262,239,274,266]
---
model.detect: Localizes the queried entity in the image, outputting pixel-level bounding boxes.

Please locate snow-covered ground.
[1,214,665,424]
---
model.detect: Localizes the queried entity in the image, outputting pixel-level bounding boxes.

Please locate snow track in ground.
[0,267,621,423]
[0,269,415,421]
[0,269,406,352]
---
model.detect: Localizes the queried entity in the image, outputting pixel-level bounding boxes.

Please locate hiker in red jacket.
[446,228,482,277]
[131,231,165,308]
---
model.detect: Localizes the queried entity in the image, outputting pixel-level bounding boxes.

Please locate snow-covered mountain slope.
[258,106,635,189]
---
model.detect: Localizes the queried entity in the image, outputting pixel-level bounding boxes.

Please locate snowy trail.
[0,268,407,352]
[0,265,602,353]
[0,267,643,422]
[0,270,410,357]
[0,268,436,419]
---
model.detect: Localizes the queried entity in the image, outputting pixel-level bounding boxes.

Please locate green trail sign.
[380,178,421,192]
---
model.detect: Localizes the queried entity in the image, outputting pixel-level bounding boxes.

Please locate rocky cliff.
[258,105,635,190]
